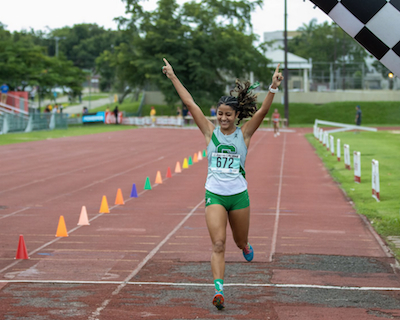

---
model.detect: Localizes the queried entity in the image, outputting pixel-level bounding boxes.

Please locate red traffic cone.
[166,167,172,178]
[15,235,29,259]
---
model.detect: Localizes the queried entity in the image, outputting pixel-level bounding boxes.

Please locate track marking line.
[88,198,205,320]
[0,207,30,220]
[0,167,182,275]
[1,279,400,292]
[268,134,287,262]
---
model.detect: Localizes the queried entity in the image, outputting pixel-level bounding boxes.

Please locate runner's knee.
[213,240,225,254]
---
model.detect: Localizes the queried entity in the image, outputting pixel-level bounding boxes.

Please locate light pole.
[388,72,394,90]
[284,0,289,126]
[54,36,66,58]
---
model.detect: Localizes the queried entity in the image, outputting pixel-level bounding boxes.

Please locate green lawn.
[0,124,135,146]
[82,94,109,101]
[272,101,400,125]
[306,130,400,259]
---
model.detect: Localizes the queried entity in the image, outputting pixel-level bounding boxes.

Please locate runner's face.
[217,104,238,130]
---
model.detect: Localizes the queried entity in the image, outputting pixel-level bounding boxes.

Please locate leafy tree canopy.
[288,20,367,67]
[97,0,271,107]
[0,24,85,96]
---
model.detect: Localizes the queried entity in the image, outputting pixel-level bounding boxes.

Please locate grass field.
[306,130,400,259]
[0,124,135,146]
[85,98,400,125]
[272,101,400,125]
[81,94,109,101]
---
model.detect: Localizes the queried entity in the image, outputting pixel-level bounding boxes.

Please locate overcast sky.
[2,0,331,40]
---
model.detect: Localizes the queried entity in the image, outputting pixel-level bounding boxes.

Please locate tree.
[49,24,124,70]
[288,21,367,89]
[97,0,271,107]
[0,25,84,99]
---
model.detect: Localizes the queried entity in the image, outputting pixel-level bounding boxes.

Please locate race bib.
[210,153,240,174]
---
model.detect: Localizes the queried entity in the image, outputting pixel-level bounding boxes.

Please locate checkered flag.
[309,0,400,77]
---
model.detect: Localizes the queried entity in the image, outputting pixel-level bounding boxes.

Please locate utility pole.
[284,0,289,126]
[54,36,66,58]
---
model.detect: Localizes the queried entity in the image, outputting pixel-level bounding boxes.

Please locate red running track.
[0,127,399,319]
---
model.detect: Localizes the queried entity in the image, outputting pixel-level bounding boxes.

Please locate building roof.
[265,49,312,70]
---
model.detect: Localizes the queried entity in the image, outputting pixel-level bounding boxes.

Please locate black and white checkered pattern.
[309,0,400,77]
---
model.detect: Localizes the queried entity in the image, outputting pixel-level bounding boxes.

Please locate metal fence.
[1,112,68,134]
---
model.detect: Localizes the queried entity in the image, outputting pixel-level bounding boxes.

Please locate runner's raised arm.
[162,58,214,142]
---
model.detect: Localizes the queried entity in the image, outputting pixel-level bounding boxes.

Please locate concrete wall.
[144,90,400,106]
[256,90,400,104]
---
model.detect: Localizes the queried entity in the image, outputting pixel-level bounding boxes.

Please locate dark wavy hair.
[217,79,258,124]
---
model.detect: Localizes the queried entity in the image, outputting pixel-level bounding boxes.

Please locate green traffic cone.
[202,149,207,157]
[188,156,193,165]
[144,177,152,190]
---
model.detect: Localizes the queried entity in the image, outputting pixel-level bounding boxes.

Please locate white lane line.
[1,279,400,292]
[268,133,287,262]
[0,170,177,275]
[0,207,30,220]
[88,198,205,320]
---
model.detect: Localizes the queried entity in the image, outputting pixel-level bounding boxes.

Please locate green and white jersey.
[205,127,247,195]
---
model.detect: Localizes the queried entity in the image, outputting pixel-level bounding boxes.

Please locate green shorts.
[205,190,250,212]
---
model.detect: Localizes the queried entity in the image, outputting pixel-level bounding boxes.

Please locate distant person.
[272,108,280,137]
[1,83,9,104]
[59,104,63,113]
[150,106,156,127]
[82,106,88,114]
[182,105,188,117]
[113,105,119,124]
[29,87,36,102]
[355,105,362,126]
[210,105,216,117]
[176,106,182,117]
[52,90,58,103]
[106,106,110,113]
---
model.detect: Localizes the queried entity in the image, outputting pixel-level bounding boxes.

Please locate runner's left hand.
[272,64,283,88]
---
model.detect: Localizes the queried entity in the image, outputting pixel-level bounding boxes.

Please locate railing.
[0,102,29,118]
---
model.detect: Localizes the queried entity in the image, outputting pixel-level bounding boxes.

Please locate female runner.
[162,58,283,309]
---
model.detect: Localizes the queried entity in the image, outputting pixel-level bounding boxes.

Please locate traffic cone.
[198,151,203,161]
[155,171,163,184]
[144,177,152,190]
[15,235,29,259]
[115,188,124,205]
[188,156,193,165]
[175,161,182,173]
[55,215,68,237]
[203,150,207,157]
[166,167,172,178]
[193,152,198,163]
[99,195,110,213]
[182,158,189,169]
[130,183,138,198]
[77,206,90,225]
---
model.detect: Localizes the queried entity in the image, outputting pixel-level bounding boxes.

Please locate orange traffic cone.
[55,215,68,237]
[115,188,125,205]
[193,152,198,163]
[175,161,182,173]
[15,235,29,259]
[77,206,90,225]
[155,171,163,184]
[166,167,172,178]
[99,195,110,213]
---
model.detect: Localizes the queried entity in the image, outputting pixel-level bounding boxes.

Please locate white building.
[263,31,312,92]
